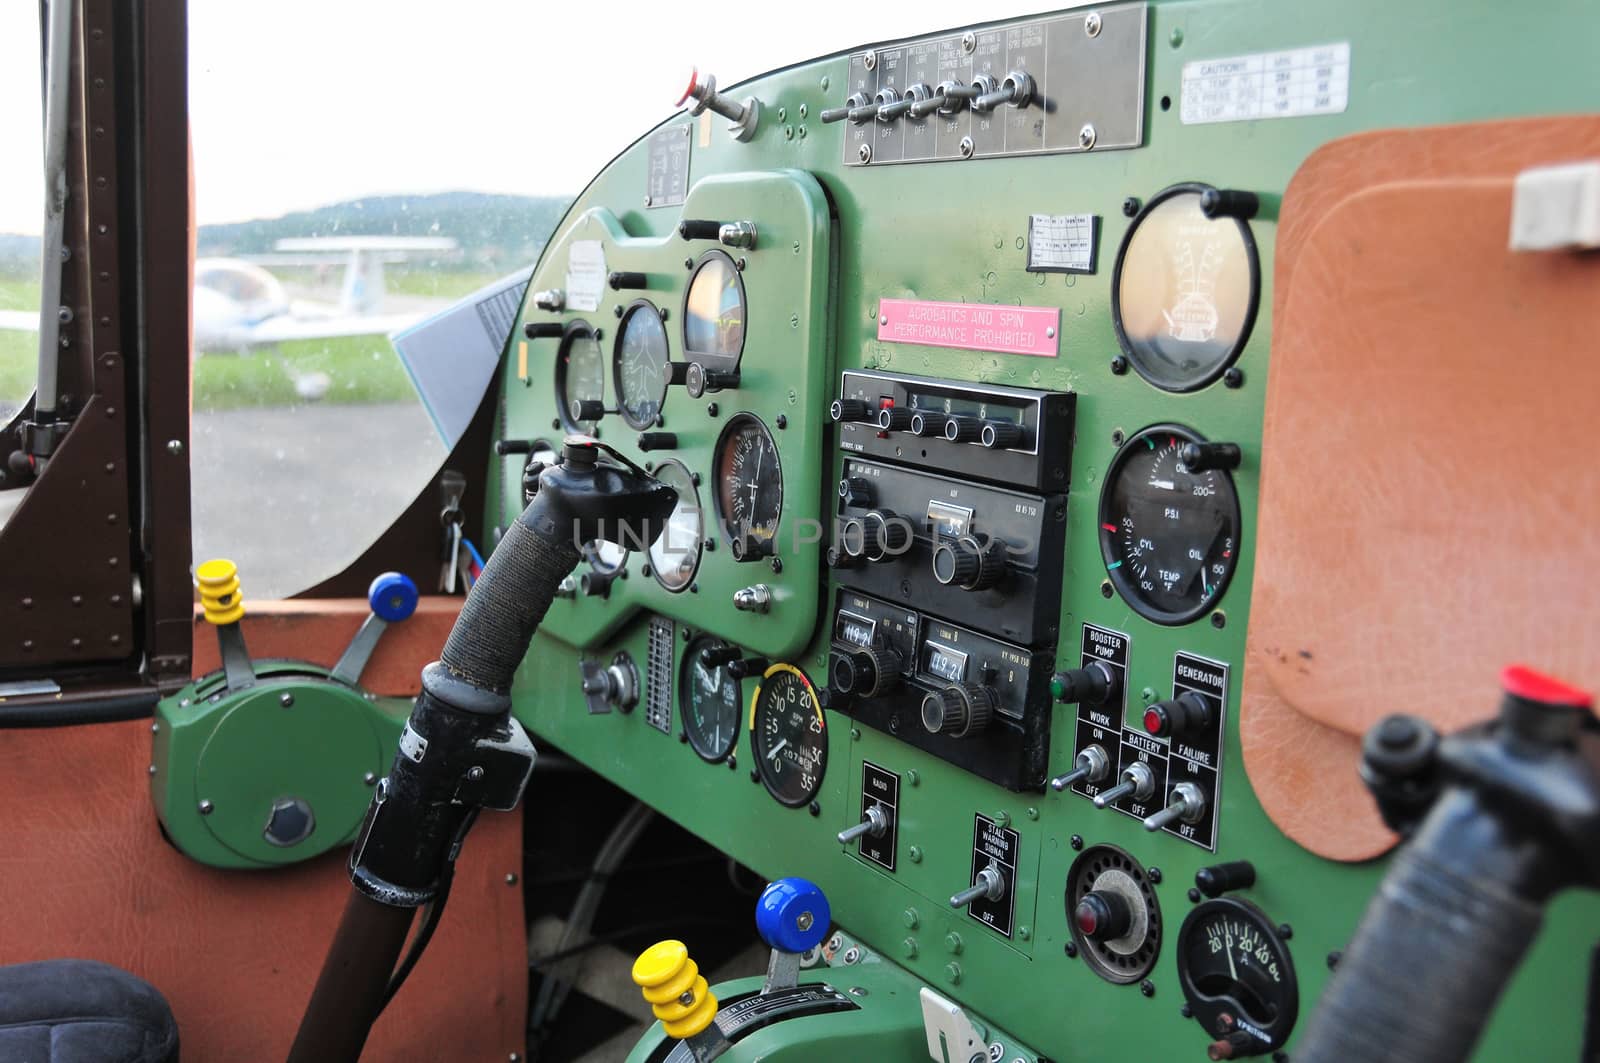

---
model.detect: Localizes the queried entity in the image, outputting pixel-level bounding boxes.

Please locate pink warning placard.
[877,299,1060,358]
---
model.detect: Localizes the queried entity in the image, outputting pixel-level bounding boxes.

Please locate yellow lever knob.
[631,940,717,1040]
[195,558,245,625]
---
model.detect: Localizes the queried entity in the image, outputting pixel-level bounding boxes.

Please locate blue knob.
[755,877,830,954]
[368,571,418,623]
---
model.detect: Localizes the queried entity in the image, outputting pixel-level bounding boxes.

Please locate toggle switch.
[1199,188,1260,220]
[1143,691,1212,739]
[1143,781,1208,831]
[1049,743,1111,792]
[974,70,1035,111]
[890,83,933,120]
[949,863,1005,908]
[1093,761,1156,808]
[523,321,564,339]
[677,68,760,142]
[967,74,1001,112]
[1179,441,1242,473]
[837,803,890,845]
[1050,663,1118,706]
[820,92,872,124]
[685,363,739,398]
[921,682,996,738]
[608,271,648,290]
[637,432,677,452]
[871,85,903,121]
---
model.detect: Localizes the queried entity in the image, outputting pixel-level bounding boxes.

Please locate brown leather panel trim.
[0,719,525,1061]
[1244,115,1600,861]
[190,598,463,697]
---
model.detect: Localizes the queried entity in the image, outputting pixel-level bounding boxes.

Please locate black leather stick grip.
[1296,790,1544,1063]
[440,499,581,696]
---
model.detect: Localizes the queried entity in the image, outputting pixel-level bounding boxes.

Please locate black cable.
[0,690,157,728]
[374,808,478,1013]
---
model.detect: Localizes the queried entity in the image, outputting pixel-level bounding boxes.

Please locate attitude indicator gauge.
[555,322,606,434]
[1099,425,1240,625]
[1112,183,1260,393]
[614,300,671,429]
[713,414,783,561]
[749,663,827,807]
[1176,897,1299,1056]
[681,636,740,763]
[682,250,746,368]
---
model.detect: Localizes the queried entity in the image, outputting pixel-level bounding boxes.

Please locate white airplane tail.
[271,236,457,316]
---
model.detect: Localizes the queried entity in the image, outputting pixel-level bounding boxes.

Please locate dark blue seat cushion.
[0,960,178,1063]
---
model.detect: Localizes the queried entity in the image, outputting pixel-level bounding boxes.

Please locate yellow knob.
[631,940,717,1040]
[196,558,245,625]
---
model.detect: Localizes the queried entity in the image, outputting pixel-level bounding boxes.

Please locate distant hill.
[1,191,572,273]
[196,191,572,272]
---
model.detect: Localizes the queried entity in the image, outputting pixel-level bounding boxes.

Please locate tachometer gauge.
[750,663,827,807]
[647,459,702,592]
[682,250,746,367]
[555,322,606,433]
[614,300,671,429]
[1099,425,1240,625]
[681,635,740,763]
[1176,897,1299,1055]
[713,414,783,560]
[1112,183,1259,392]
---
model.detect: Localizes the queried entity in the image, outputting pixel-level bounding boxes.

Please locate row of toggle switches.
[831,399,1026,450]
[820,71,1036,125]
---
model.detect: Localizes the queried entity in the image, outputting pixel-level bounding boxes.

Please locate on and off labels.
[1181,42,1350,125]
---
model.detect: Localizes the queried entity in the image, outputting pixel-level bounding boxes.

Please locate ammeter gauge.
[1176,897,1299,1056]
[749,663,827,807]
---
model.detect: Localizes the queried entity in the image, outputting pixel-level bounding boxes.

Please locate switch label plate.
[859,761,900,871]
[968,814,1019,938]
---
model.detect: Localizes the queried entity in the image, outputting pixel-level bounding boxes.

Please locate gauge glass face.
[586,539,627,573]
[647,460,702,592]
[750,665,827,806]
[1099,425,1240,625]
[682,251,746,364]
[614,302,671,429]
[714,415,783,553]
[1177,898,1299,1051]
[681,636,740,762]
[556,326,605,433]
[1114,186,1258,392]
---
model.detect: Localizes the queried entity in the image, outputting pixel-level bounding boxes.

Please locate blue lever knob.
[755,877,830,954]
[368,572,418,623]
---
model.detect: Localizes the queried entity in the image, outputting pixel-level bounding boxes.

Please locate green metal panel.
[492,2,1600,1059]
[151,665,407,869]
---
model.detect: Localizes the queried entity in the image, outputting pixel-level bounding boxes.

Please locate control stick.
[290,440,676,1063]
[1296,665,1600,1063]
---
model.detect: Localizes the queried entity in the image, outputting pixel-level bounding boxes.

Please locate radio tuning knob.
[1142,781,1208,832]
[862,510,911,561]
[1049,743,1111,792]
[830,398,871,423]
[1143,691,1213,739]
[1093,761,1156,808]
[931,535,1005,591]
[908,412,944,437]
[837,476,872,507]
[943,415,983,443]
[830,645,903,699]
[878,407,915,432]
[920,682,996,738]
[1051,663,1117,706]
[1179,441,1242,473]
[980,420,1024,449]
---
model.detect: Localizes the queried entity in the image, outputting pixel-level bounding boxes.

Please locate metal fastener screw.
[166,439,183,455]
[1224,367,1245,388]
[364,772,378,785]
[1045,326,1056,338]
[198,800,214,815]
[506,873,519,885]
[959,136,974,159]
[280,692,294,708]
[1064,941,1078,958]
[1111,356,1129,375]
[1070,834,1084,850]
[1211,611,1227,630]
[858,143,872,164]
[148,763,157,776]
[1079,124,1097,149]
[863,49,877,71]
[1148,866,1163,884]
[643,194,653,207]
[1085,10,1103,36]
[1140,979,1156,997]
[962,31,976,53]
[1122,197,1141,217]
[468,766,486,781]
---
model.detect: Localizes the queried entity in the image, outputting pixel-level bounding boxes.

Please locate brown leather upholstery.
[191,597,463,697]
[1243,116,1600,861]
[0,719,527,1061]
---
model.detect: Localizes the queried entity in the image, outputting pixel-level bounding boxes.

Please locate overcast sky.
[0,1,1029,234]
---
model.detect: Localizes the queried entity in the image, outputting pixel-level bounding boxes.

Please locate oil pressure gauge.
[1099,425,1240,625]
[1176,897,1299,1056]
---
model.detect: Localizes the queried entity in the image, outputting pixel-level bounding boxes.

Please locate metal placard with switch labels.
[857,761,900,871]
[966,814,1019,938]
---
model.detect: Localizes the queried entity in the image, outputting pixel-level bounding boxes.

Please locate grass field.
[0,268,499,411]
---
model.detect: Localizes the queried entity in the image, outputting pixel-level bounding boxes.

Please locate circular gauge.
[614,300,671,430]
[1176,897,1299,1054]
[750,663,827,807]
[647,459,702,592]
[578,539,628,598]
[1112,183,1260,392]
[555,322,606,433]
[681,250,746,368]
[713,414,783,560]
[1065,844,1162,985]
[1099,424,1241,625]
[681,636,741,763]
